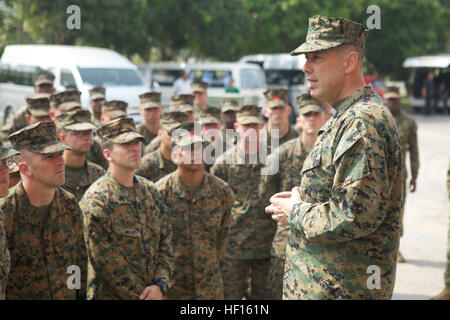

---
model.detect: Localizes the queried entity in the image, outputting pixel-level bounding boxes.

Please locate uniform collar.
[104,169,146,203]
[173,170,213,201]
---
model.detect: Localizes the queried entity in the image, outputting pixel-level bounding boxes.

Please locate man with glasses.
[58,109,105,201]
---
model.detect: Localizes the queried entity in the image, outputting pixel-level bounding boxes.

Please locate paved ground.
[392,113,450,300]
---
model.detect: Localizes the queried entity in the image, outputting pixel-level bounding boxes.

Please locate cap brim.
[28,109,50,117]
[141,102,161,109]
[237,116,262,125]
[299,105,324,114]
[105,111,127,119]
[65,122,97,131]
[90,93,105,101]
[35,80,53,86]
[175,135,208,147]
[0,146,20,160]
[384,93,400,100]
[267,101,286,109]
[28,140,71,154]
[162,122,183,134]
[221,107,236,113]
[199,117,221,125]
[107,132,145,144]
[290,40,343,56]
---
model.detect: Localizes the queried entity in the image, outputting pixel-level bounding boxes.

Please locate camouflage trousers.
[400,179,407,237]
[221,258,271,300]
[266,256,285,300]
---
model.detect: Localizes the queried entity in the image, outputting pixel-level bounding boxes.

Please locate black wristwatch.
[154,278,168,296]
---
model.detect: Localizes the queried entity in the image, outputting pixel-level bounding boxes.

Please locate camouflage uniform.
[137,149,177,182]
[155,169,235,300]
[191,81,208,119]
[285,16,403,300]
[198,107,226,171]
[265,124,299,147]
[211,105,276,300]
[445,160,450,285]
[1,121,87,300]
[89,86,105,127]
[143,136,162,155]
[80,117,174,300]
[101,100,128,120]
[57,109,106,201]
[0,209,9,300]
[137,92,162,146]
[50,89,81,111]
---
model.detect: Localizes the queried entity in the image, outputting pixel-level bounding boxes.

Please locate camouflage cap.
[59,101,82,113]
[139,92,162,109]
[101,100,128,119]
[169,94,194,113]
[297,93,326,114]
[191,81,208,93]
[290,15,369,56]
[8,121,71,154]
[198,107,221,125]
[220,99,239,113]
[97,117,144,144]
[173,130,210,148]
[26,94,51,117]
[0,141,20,161]
[264,88,289,109]
[384,86,401,100]
[9,162,19,174]
[57,109,97,131]
[236,104,263,125]
[50,89,81,109]
[89,86,106,101]
[34,71,55,87]
[160,111,189,134]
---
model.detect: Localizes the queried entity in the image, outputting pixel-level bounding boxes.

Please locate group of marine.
[0,14,448,301]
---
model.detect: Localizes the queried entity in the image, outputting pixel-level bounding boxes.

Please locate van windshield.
[78,67,144,86]
[265,69,305,86]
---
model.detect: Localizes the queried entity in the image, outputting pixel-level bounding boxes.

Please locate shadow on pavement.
[403,259,446,269]
[392,293,430,300]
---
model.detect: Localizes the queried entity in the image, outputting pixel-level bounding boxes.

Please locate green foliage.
[0,0,448,79]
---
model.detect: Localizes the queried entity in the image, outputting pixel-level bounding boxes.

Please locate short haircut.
[102,140,114,151]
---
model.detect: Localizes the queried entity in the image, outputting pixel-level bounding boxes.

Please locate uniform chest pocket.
[301,147,322,174]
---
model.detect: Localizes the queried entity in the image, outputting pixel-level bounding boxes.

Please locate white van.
[239,53,308,118]
[0,45,149,124]
[402,54,450,112]
[139,61,267,110]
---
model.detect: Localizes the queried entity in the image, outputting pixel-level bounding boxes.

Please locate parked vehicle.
[0,45,148,124]
[138,61,267,110]
[403,54,450,112]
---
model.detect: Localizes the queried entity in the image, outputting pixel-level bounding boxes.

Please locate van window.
[61,68,76,86]
[0,64,42,86]
[78,67,144,86]
[152,69,183,86]
[265,70,305,86]
[189,70,231,88]
[241,69,264,89]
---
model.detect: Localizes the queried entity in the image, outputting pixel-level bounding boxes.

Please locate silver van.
[0,45,148,124]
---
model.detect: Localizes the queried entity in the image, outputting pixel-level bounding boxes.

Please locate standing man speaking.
[266,16,404,299]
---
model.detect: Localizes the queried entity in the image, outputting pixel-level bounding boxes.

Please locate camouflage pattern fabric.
[259,137,311,299]
[97,117,144,144]
[392,110,419,236]
[0,209,10,300]
[63,161,106,202]
[143,136,162,155]
[0,182,87,299]
[136,123,158,146]
[155,171,234,299]
[284,86,404,300]
[136,149,177,182]
[1,107,28,139]
[265,124,299,148]
[221,257,271,300]
[79,170,174,300]
[290,15,368,55]
[139,92,161,109]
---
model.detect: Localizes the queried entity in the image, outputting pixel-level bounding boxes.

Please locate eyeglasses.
[0,157,15,168]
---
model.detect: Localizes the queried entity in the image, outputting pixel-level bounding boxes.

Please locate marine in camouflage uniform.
[136,92,162,146]
[80,117,174,300]
[1,71,55,140]
[211,104,276,300]
[0,143,21,300]
[276,16,403,300]
[263,88,299,147]
[24,94,52,124]
[89,86,106,128]
[0,121,87,299]
[191,81,208,119]
[136,111,188,182]
[259,95,327,300]
[384,86,419,248]
[57,109,105,201]
[155,132,234,299]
